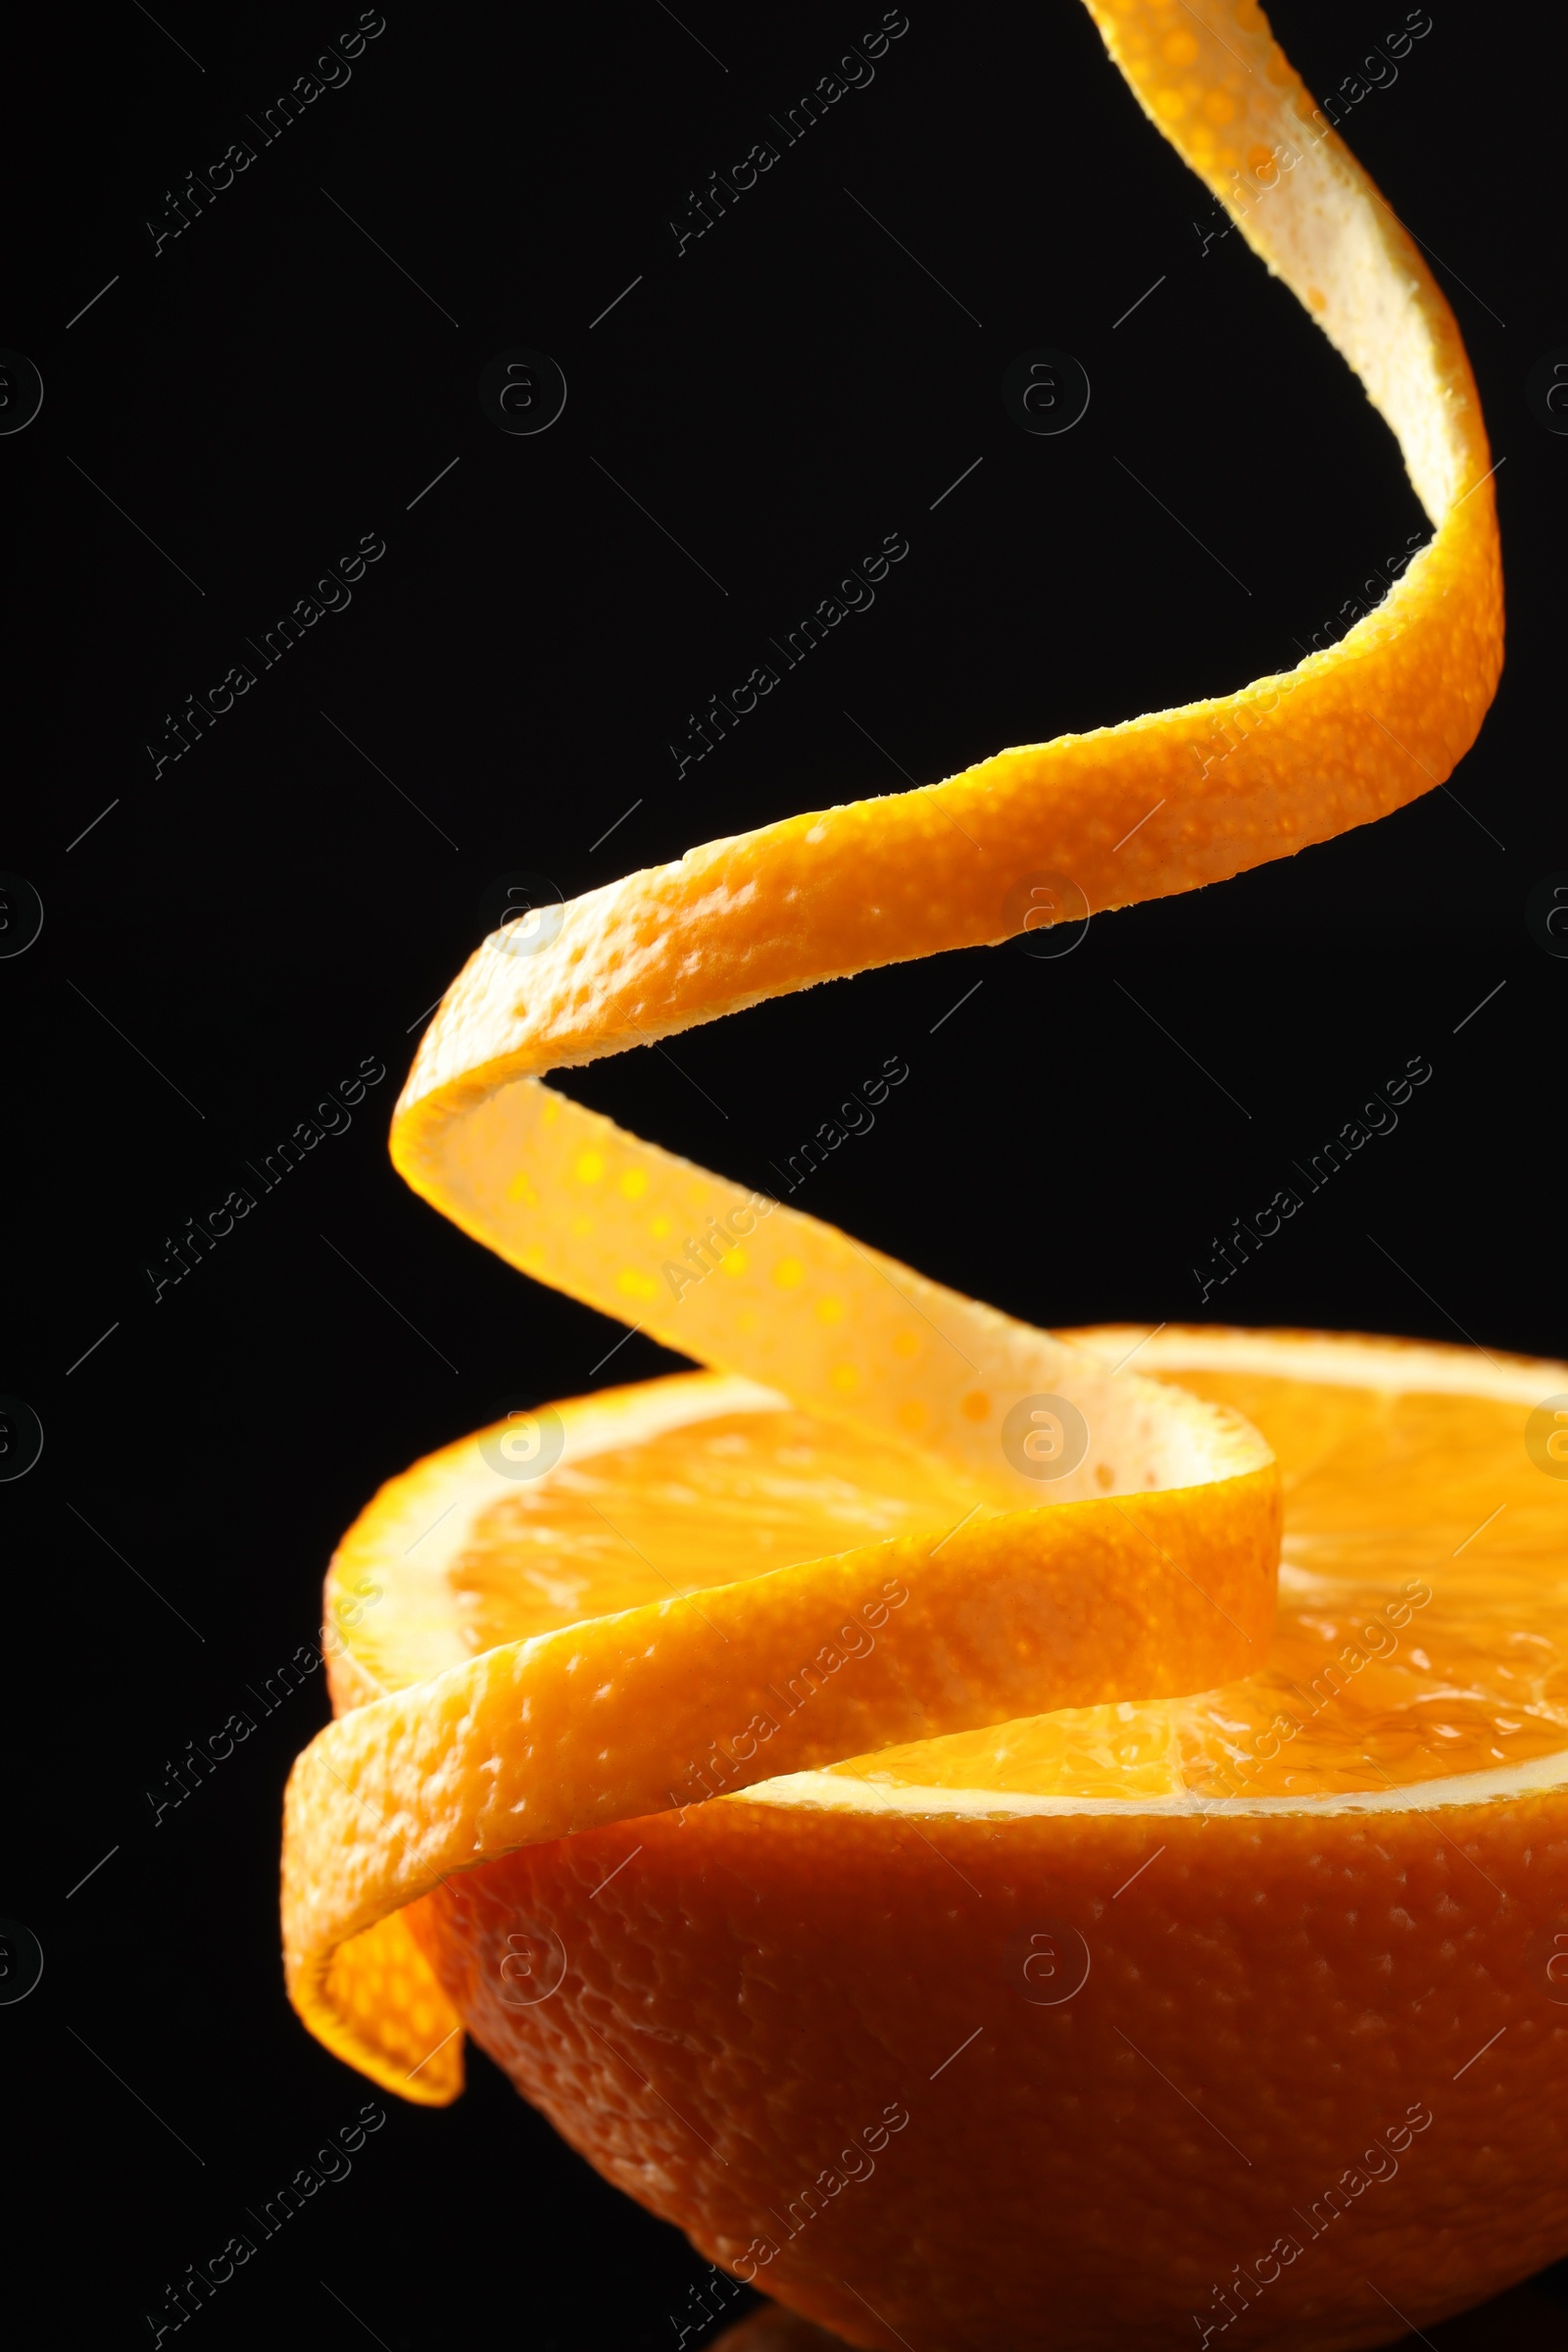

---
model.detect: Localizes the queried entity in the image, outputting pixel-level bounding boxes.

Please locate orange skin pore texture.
[410,1788,1568,2352]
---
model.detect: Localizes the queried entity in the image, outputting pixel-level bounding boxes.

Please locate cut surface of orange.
[277,5,1526,2339]
[812,1326,1568,1811]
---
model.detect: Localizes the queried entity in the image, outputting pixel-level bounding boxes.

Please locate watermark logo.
[1525,872,1568,957]
[1526,1921,1568,2006]
[1526,351,1568,438]
[0,873,43,957]
[497,1925,567,2007]
[1193,1055,1433,1304]
[479,348,567,436]
[1002,348,1090,437]
[0,1920,44,2004]
[1525,1396,1568,1481]
[1001,1394,1089,1481]
[0,350,43,435]
[1003,871,1091,958]
[1192,1581,1431,1808]
[478,870,565,956]
[1004,1922,1091,2006]
[0,1396,44,1482]
[478,1396,565,1482]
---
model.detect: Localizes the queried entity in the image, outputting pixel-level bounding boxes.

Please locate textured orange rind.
[282,0,1502,2106]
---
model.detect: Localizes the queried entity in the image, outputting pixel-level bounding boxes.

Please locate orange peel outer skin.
[281,0,1503,2115]
[404,1788,1568,2352]
[285,1460,1279,2101]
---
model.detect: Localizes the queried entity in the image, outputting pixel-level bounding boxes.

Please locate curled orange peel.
[282,0,1501,2106]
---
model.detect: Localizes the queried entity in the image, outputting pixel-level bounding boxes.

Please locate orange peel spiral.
[282,0,1501,2105]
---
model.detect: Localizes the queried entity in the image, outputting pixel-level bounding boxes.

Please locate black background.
[6,0,1567,2342]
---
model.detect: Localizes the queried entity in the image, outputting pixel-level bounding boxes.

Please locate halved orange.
[290,1350,1280,2099]
[280,3,1530,2344]
[311,1330,1568,2352]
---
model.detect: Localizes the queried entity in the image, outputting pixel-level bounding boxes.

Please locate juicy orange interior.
[447,1407,970,1649]
[439,1368,1568,1803]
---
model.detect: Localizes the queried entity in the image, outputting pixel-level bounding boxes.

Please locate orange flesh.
[827,1374,1568,1801]
[406,1371,1568,1806]
[446,1409,974,1652]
